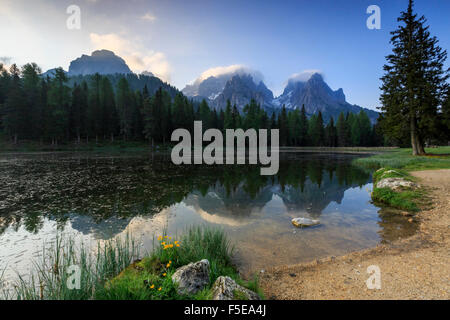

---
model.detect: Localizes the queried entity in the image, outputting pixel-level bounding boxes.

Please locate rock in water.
[292,217,320,228]
[171,259,210,295]
[211,276,260,300]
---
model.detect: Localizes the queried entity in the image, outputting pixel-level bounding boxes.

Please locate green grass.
[372,167,415,184]
[10,234,139,300]
[0,267,12,300]
[370,167,425,211]
[98,226,261,300]
[371,187,422,211]
[353,147,450,171]
[353,147,449,212]
[4,226,260,300]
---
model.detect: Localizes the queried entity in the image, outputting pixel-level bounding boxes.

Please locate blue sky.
[0,0,449,111]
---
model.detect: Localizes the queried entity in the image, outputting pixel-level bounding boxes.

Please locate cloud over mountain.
[89,33,170,82]
[182,64,264,99]
[288,70,323,83]
[195,65,264,84]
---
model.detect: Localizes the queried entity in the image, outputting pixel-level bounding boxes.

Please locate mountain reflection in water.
[0,152,418,276]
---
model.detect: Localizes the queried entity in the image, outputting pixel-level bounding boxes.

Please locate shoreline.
[259,169,450,300]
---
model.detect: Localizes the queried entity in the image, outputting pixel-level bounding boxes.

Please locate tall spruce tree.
[117,77,132,140]
[100,77,118,141]
[21,63,42,140]
[336,112,350,147]
[278,105,289,146]
[3,64,24,144]
[358,110,372,146]
[380,0,449,155]
[224,100,233,130]
[298,104,308,146]
[47,68,70,145]
[442,88,450,139]
[325,117,338,147]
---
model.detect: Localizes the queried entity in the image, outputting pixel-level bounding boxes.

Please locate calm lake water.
[0,152,417,281]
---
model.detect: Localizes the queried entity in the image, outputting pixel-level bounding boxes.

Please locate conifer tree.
[336,112,350,147]
[325,117,338,147]
[278,105,289,146]
[298,104,308,146]
[380,0,449,155]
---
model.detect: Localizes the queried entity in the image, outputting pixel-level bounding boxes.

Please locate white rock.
[376,178,417,191]
[171,259,210,295]
[211,276,260,300]
[292,217,320,228]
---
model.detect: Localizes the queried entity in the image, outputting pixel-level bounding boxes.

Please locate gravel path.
[260,169,450,300]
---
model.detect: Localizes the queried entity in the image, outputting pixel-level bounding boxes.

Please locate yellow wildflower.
[150,284,155,289]
[158,287,162,291]
[163,273,167,277]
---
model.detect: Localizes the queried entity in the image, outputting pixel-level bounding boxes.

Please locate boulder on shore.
[376,178,417,191]
[171,259,210,295]
[292,217,320,228]
[211,276,260,300]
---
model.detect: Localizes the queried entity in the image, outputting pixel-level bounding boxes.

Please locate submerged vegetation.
[1,226,261,300]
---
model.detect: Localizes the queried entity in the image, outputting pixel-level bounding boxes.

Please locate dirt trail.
[260,169,450,300]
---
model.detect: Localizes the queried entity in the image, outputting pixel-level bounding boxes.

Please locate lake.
[0,152,417,282]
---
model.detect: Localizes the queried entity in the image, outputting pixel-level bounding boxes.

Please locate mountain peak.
[275,73,378,123]
[305,73,326,85]
[182,68,378,123]
[210,73,274,111]
[68,50,132,76]
[182,65,265,99]
[91,49,116,57]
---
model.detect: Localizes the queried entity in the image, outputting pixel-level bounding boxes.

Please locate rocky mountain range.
[211,74,275,112]
[42,49,378,122]
[42,50,179,97]
[183,72,378,123]
[68,50,132,76]
[273,73,379,123]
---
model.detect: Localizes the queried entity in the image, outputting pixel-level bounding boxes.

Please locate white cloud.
[193,64,264,84]
[288,69,323,83]
[141,12,157,22]
[0,57,12,65]
[89,33,171,82]
[0,57,12,72]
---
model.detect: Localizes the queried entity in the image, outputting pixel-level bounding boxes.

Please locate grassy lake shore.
[261,147,450,299]
[260,168,450,299]
[0,227,262,300]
